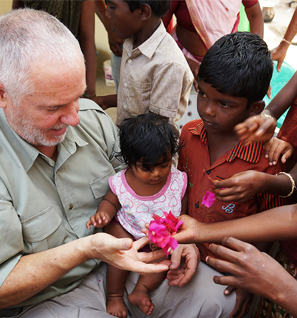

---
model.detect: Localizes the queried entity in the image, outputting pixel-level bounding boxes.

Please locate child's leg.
[128,271,167,316]
[105,221,133,318]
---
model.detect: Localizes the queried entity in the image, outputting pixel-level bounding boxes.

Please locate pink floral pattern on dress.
[109,167,187,239]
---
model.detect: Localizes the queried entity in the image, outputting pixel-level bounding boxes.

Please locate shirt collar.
[189,121,263,164]
[124,21,166,59]
[0,109,88,172]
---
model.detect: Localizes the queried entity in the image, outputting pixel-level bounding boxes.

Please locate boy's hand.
[86,211,111,229]
[213,171,267,202]
[234,114,276,146]
[264,137,294,165]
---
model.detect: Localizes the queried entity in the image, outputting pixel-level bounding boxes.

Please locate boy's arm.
[79,0,97,99]
[95,0,123,56]
[149,63,193,122]
[12,0,24,9]
[92,94,117,110]
[173,203,297,245]
[271,7,297,72]
[244,1,264,38]
[235,72,297,145]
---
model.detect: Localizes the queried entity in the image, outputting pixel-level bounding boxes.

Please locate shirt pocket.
[128,77,151,115]
[90,169,115,200]
[21,206,62,253]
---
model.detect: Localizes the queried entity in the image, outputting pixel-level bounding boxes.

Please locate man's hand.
[167,244,199,287]
[88,234,170,275]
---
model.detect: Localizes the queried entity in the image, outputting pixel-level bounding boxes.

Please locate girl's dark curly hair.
[118,113,180,171]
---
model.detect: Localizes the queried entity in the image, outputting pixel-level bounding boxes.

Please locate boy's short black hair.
[119,113,180,170]
[198,32,273,107]
[124,0,171,18]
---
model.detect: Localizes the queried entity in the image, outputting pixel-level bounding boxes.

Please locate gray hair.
[0,8,84,106]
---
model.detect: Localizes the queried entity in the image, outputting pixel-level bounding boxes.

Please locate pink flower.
[202,191,216,208]
[148,212,182,257]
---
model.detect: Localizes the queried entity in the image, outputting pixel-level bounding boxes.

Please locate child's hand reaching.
[86,211,111,229]
[213,171,268,203]
[263,137,294,165]
[234,113,276,146]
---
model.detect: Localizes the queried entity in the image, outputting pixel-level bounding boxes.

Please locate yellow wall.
[0,1,111,70]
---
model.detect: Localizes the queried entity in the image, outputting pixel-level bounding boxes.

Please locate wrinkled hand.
[235,115,276,146]
[86,211,111,229]
[167,244,199,287]
[213,171,266,203]
[271,45,288,72]
[88,234,170,275]
[171,215,201,244]
[224,286,253,318]
[263,137,294,165]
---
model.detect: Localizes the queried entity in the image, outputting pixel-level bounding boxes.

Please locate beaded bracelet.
[277,172,296,198]
[281,38,291,45]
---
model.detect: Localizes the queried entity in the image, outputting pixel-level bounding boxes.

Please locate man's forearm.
[0,237,90,308]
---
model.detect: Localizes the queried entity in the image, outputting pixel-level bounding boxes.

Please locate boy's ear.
[139,3,151,20]
[248,100,265,117]
[0,84,8,109]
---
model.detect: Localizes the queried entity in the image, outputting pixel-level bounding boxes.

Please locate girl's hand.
[213,171,267,203]
[86,211,111,229]
[264,137,294,165]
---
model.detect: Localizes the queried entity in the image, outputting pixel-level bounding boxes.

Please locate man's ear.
[139,3,151,20]
[0,83,8,109]
[248,100,265,117]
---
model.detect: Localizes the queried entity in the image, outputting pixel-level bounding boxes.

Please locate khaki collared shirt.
[116,22,193,126]
[0,99,125,307]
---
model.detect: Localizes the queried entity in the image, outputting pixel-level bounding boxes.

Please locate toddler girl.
[86,113,187,318]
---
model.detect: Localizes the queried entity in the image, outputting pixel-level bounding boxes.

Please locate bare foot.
[106,296,127,318]
[128,285,154,315]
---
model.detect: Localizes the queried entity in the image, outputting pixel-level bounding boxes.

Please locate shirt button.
[128,59,132,64]
[124,82,127,87]
[123,104,127,109]
[68,203,74,210]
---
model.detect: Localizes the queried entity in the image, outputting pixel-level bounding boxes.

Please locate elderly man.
[0,8,235,318]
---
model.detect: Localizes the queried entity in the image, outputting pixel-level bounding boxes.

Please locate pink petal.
[202,191,216,208]
[148,212,183,257]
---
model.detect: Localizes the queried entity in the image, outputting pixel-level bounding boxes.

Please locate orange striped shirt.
[178,119,287,262]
